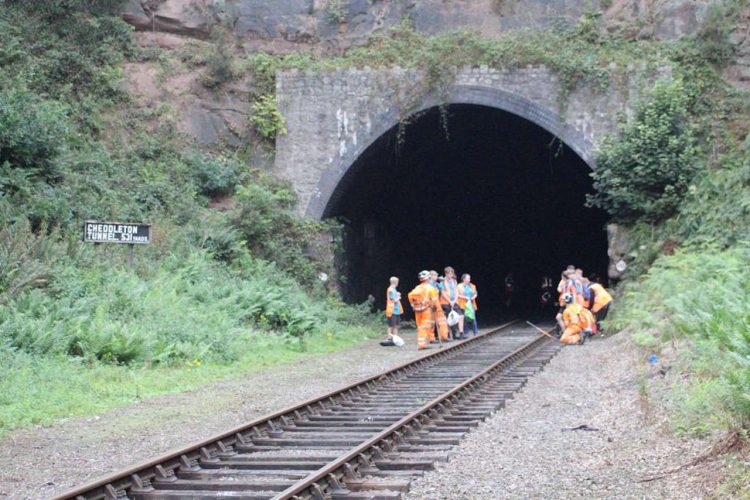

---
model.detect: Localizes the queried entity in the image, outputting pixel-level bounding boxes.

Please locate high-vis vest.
[408,283,436,312]
[563,303,591,329]
[457,283,478,311]
[440,278,458,306]
[589,283,613,313]
[386,286,402,318]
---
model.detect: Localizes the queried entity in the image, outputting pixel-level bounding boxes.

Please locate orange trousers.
[415,309,435,349]
[560,326,581,345]
[434,307,450,341]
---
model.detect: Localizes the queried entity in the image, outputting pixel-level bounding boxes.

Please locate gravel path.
[406,332,723,499]
[0,332,430,499]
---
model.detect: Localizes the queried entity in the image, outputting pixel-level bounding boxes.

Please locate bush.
[230,177,330,285]
[587,79,700,222]
[0,85,70,181]
[249,94,287,140]
[202,27,235,88]
[185,152,245,197]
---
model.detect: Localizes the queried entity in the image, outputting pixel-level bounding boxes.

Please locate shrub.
[185,152,245,197]
[325,0,349,24]
[587,79,700,222]
[202,27,235,88]
[0,85,70,181]
[249,94,287,140]
[230,177,329,285]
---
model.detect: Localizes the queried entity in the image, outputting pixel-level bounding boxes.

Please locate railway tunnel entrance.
[324,104,609,320]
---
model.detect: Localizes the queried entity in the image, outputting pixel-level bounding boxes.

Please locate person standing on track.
[458,273,479,337]
[408,270,438,350]
[430,270,450,343]
[440,266,462,340]
[385,276,403,341]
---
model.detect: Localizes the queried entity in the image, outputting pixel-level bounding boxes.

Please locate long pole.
[526,321,556,340]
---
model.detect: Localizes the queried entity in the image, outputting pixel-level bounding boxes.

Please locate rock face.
[122,0,724,48]
[607,223,630,281]
[724,4,750,90]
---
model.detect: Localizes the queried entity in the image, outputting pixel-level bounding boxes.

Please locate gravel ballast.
[406,332,724,499]
[0,332,429,499]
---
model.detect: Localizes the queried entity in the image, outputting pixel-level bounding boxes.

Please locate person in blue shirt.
[385,277,402,340]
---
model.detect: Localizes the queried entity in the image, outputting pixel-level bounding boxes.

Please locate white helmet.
[562,293,574,304]
[418,270,430,281]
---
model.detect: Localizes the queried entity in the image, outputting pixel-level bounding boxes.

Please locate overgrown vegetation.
[587,79,699,222]
[609,247,750,435]
[0,2,378,437]
[249,94,287,140]
[325,0,349,24]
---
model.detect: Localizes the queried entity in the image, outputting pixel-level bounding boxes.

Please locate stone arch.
[306,84,596,219]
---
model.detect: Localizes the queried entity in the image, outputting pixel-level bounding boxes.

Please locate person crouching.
[560,293,592,345]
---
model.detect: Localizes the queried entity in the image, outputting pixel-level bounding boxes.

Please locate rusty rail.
[55,321,522,500]
[276,331,551,499]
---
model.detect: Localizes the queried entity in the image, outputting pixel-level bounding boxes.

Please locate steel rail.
[275,330,552,499]
[55,320,520,500]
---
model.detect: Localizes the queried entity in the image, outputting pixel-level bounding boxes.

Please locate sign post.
[83,221,151,267]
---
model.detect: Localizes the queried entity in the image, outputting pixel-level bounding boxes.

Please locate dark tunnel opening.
[325,104,609,322]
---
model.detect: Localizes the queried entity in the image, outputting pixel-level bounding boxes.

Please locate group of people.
[384,267,479,350]
[382,264,613,349]
[555,265,613,345]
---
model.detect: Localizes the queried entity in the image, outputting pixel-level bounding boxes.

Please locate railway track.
[58,321,560,500]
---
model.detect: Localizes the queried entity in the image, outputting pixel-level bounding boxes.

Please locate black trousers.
[594,303,610,328]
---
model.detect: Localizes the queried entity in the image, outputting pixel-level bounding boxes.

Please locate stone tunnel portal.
[324,104,609,320]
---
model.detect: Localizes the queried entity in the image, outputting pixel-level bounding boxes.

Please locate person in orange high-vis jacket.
[588,281,613,333]
[408,270,437,350]
[385,276,403,340]
[430,270,450,342]
[560,293,593,345]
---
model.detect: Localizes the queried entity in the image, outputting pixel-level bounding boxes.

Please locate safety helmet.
[418,270,430,281]
[562,293,574,304]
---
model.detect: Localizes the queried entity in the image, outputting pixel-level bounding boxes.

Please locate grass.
[0,325,376,437]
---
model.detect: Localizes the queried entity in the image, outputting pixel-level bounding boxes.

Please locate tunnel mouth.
[325,104,609,321]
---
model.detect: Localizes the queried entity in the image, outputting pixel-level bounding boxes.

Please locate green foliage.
[695,0,744,65]
[611,246,750,433]
[325,0,349,24]
[0,241,376,365]
[249,94,288,140]
[0,85,70,181]
[230,176,330,285]
[0,219,63,303]
[672,133,750,247]
[0,315,376,436]
[185,152,245,197]
[202,27,236,88]
[588,79,700,222]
